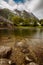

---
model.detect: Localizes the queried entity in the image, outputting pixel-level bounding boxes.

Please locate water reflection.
[14,27,37,37]
[33,28,43,39]
[0,27,43,38]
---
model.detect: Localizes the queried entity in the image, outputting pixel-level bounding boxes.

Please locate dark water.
[0,27,43,39]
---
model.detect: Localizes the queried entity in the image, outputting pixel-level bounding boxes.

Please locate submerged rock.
[26,62,38,65]
[0,46,12,58]
[0,59,16,65]
[15,39,28,48]
[0,59,12,65]
[24,56,32,64]
[21,48,29,54]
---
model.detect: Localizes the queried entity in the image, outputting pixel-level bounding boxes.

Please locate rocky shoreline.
[0,37,43,65]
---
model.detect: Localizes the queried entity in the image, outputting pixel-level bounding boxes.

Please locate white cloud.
[25,0,40,12]
[0,0,41,12]
[0,0,14,10]
[33,9,43,19]
[0,0,43,19]
[6,0,40,12]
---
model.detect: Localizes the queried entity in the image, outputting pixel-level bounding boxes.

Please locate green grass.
[14,25,43,29]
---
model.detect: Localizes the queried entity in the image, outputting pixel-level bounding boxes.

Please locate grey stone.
[0,46,12,58]
[25,56,32,64]
[15,40,28,48]
[21,48,29,54]
[27,62,38,65]
[0,59,12,65]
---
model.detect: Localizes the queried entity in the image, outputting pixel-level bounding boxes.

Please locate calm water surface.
[0,27,43,39]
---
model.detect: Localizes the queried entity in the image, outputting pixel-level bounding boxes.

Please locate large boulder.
[0,46,12,58]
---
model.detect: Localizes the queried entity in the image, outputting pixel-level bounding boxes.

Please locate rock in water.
[0,59,12,65]
[27,62,38,65]
[21,48,29,54]
[24,56,32,64]
[0,46,12,58]
[15,39,28,48]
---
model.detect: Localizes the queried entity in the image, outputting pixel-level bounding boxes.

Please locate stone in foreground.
[0,46,12,58]
[0,59,12,65]
[27,62,38,65]
[25,56,32,64]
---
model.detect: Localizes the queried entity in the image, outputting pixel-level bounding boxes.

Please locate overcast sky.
[0,0,43,19]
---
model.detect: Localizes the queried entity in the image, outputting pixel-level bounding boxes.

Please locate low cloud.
[0,0,43,19]
[0,0,14,10]
[7,0,40,12]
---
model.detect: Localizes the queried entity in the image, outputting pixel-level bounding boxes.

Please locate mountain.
[0,16,13,24]
[0,16,13,29]
[0,8,40,27]
[0,8,39,20]
[0,8,14,29]
[14,9,39,20]
[0,8,14,19]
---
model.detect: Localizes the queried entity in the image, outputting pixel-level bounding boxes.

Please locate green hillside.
[0,8,42,28]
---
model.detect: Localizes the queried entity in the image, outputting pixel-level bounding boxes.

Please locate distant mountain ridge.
[0,8,40,28]
[0,9,14,19]
[14,9,39,20]
[0,8,39,20]
[0,16,13,24]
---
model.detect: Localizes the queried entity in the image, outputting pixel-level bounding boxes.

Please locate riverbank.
[0,25,43,30]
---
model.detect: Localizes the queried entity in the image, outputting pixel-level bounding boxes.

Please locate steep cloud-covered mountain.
[0,9,14,19]
[0,8,39,21]
[0,0,43,19]
[0,9,14,29]
[14,9,39,20]
[0,8,39,27]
